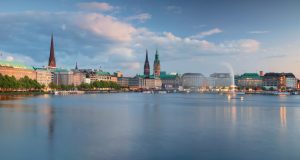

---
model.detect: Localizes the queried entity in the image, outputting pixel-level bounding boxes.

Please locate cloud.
[190,28,223,39]
[76,13,136,42]
[120,62,140,70]
[166,6,182,14]
[125,13,151,23]
[77,2,115,11]
[0,11,261,75]
[248,30,270,34]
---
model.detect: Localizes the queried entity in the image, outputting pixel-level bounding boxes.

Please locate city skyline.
[0,0,300,77]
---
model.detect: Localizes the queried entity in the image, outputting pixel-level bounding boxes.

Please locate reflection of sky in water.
[1,94,300,159]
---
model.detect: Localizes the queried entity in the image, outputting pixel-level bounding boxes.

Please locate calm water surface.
[1,93,300,160]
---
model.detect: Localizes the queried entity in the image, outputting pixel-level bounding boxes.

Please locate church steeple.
[48,34,56,68]
[75,61,78,70]
[144,49,150,78]
[153,49,160,78]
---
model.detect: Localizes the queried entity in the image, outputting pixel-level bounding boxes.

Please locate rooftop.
[238,73,262,79]
[0,60,34,70]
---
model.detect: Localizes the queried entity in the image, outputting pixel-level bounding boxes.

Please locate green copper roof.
[160,74,177,79]
[0,60,34,70]
[137,74,155,78]
[96,71,110,75]
[53,68,69,72]
[238,73,262,80]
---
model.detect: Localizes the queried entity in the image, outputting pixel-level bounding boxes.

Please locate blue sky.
[0,0,300,76]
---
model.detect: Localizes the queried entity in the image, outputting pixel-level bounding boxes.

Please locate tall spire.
[48,33,56,68]
[153,49,160,78]
[75,61,78,70]
[144,49,150,78]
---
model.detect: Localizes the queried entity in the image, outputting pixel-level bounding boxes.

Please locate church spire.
[153,49,160,78]
[144,49,150,78]
[48,33,56,68]
[75,61,78,70]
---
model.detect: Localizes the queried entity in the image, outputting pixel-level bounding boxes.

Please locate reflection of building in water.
[224,102,237,125]
[42,104,55,140]
[280,106,287,128]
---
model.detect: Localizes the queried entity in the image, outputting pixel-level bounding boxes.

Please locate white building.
[182,73,207,90]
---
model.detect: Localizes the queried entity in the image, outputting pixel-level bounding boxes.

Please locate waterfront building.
[83,78,91,84]
[209,73,231,88]
[114,71,123,78]
[263,73,297,91]
[53,70,74,86]
[48,34,56,69]
[35,68,52,87]
[117,77,130,88]
[144,50,150,78]
[182,73,206,90]
[0,60,36,80]
[73,71,85,86]
[128,76,162,90]
[285,73,297,90]
[263,73,280,90]
[236,73,263,89]
[89,71,117,83]
[153,49,160,78]
[160,71,181,90]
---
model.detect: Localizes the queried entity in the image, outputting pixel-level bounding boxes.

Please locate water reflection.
[1,94,300,160]
[280,106,287,128]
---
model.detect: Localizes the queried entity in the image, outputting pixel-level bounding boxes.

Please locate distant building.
[160,71,181,90]
[114,71,123,78]
[0,60,36,80]
[263,72,297,90]
[285,73,297,90]
[90,71,117,83]
[128,76,162,90]
[73,71,85,86]
[236,73,263,89]
[48,34,56,69]
[209,73,231,88]
[117,77,130,88]
[53,70,74,86]
[182,73,206,89]
[35,68,52,87]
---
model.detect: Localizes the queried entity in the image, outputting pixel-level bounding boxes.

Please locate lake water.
[1,93,300,160]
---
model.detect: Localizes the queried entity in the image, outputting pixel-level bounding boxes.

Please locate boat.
[142,91,152,94]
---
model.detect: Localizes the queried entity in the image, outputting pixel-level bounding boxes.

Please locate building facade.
[89,71,117,83]
[0,60,36,80]
[117,77,130,88]
[236,73,263,89]
[73,71,85,86]
[209,73,232,88]
[53,71,74,86]
[182,73,206,89]
[35,68,52,87]
[128,76,162,90]
[160,72,181,90]
[263,73,297,90]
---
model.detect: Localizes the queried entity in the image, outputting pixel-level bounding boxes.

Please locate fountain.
[222,63,245,100]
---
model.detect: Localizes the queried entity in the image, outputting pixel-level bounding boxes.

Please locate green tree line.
[48,81,121,91]
[78,81,121,90]
[0,74,43,91]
